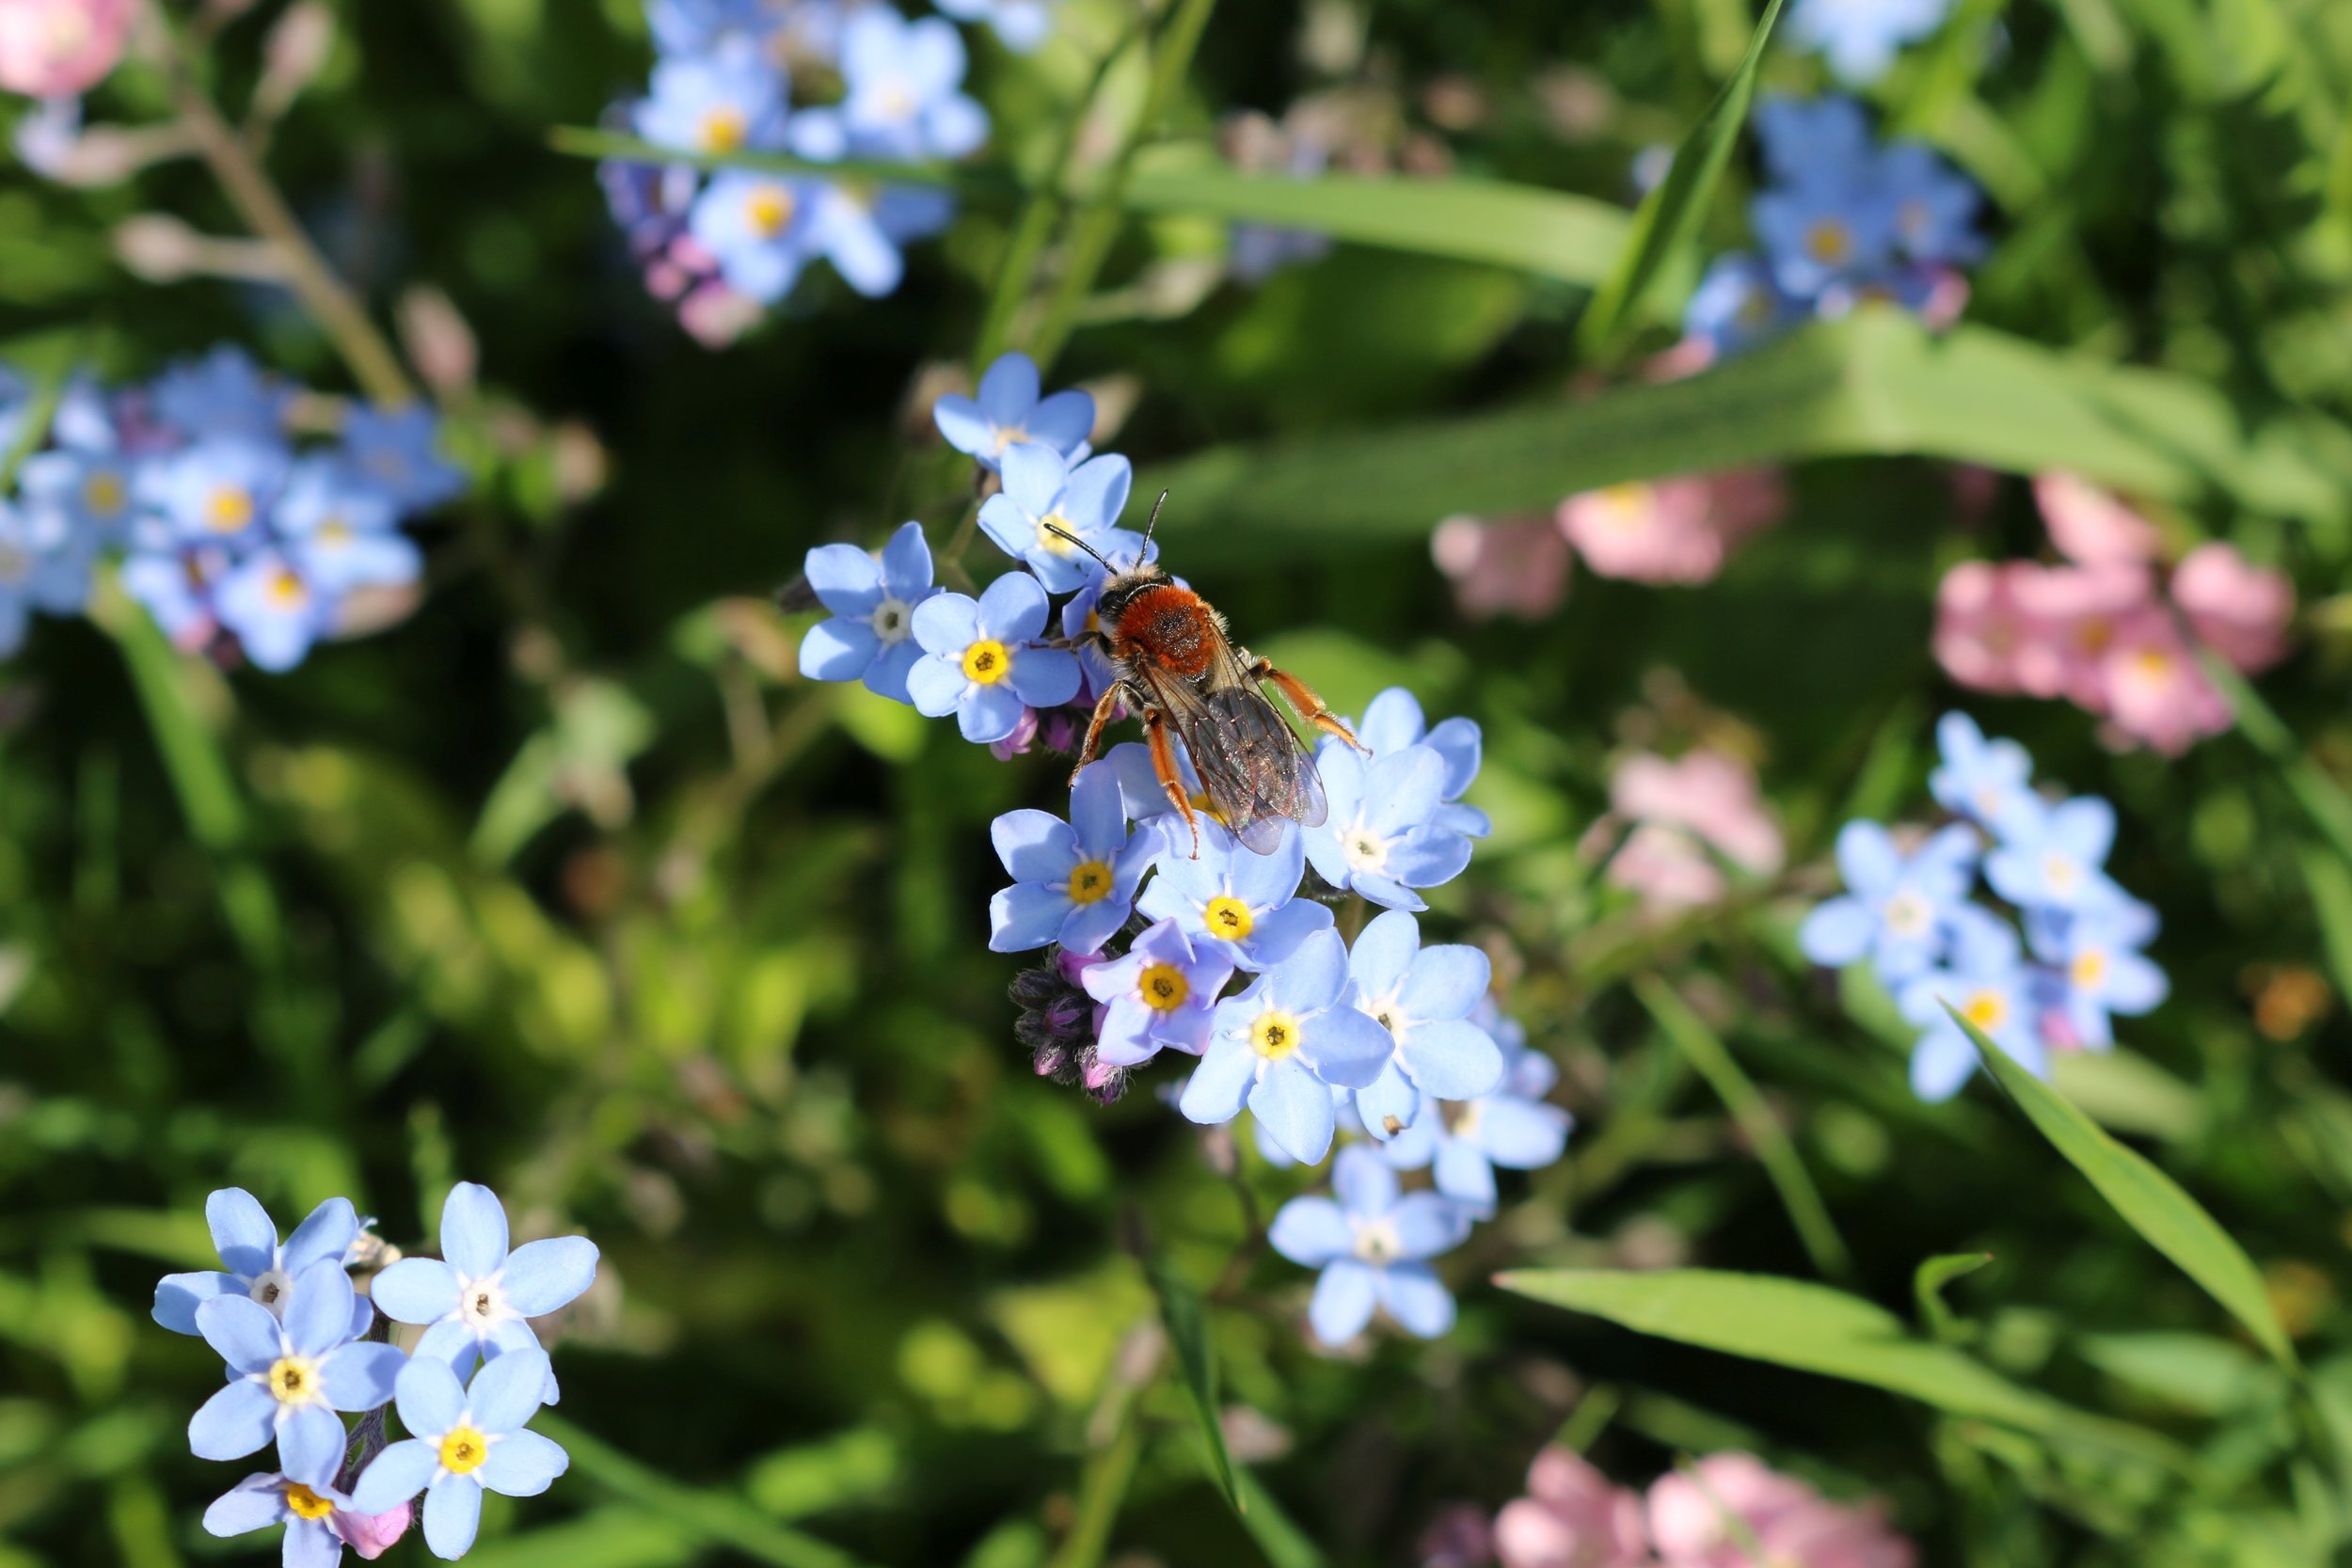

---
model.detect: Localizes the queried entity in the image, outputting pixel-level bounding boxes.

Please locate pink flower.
[1611,751,1783,876]
[2097,607,2232,755]
[0,0,134,97]
[2171,541,2292,674]
[1432,515,1573,621]
[2008,562,2156,709]
[1605,822,1727,911]
[1648,1453,1913,1568]
[2035,473,2159,567]
[1493,1448,1650,1568]
[1557,470,1786,587]
[332,1501,413,1560]
[1932,561,2029,692]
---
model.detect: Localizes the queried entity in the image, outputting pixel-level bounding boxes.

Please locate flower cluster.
[1682,96,1983,362]
[1801,712,2169,1101]
[1488,1446,1915,1568]
[1583,746,1785,913]
[0,347,460,670]
[155,1182,597,1562]
[1935,472,2293,754]
[792,352,1571,1346]
[600,0,1019,346]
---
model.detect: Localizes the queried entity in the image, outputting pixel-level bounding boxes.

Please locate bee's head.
[1092,558,1167,626]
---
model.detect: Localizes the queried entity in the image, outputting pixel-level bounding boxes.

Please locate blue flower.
[936,0,1055,53]
[1752,174,1898,300]
[831,8,987,160]
[1136,817,1333,970]
[977,444,1138,594]
[214,548,333,673]
[1179,928,1392,1163]
[1081,916,1233,1066]
[1878,141,1985,265]
[906,572,1080,743]
[1798,819,1979,982]
[340,404,466,515]
[1899,906,2043,1101]
[153,1189,368,1338]
[1382,1015,1571,1215]
[2027,898,2168,1049]
[1984,793,2123,914]
[368,1181,599,1404]
[688,169,821,303]
[633,45,788,156]
[1268,1146,1471,1344]
[766,179,947,297]
[648,0,791,56]
[187,1260,406,1485]
[1930,711,2033,830]
[18,385,141,548]
[800,521,942,703]
[1301,742,1471,911]
[1345,910,1505,1141]
[350,1349,570,1560]
[277,457,422,594]
[1752,95,1876,186]
[150,346,294,441]
[121,537,234,649]
[0,364,24,454]
[1354,688,1488,838]
[988,763,1163,954]
[201,1471,373,1568]
[136,436,290,546]
[933,351,1094,473]
[0,498,95,650]
[1682,252,1800,358]
[1787,0,1955,85]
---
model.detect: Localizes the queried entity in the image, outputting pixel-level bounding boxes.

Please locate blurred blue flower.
[1059,575,1122,703]
[1268,1146,1471,1343]
[0,365,24,454]
[1383,1013,1571,1214]
[137,436,289,547]
[18,384,141,548]
[1345,910,1504,1141]
[214,549,335,673]
[977,444,1138,593]
[339,404,466,516]
[1354,688,1488,839]
[1930,711,2033,829]
[201,1472,371,1568]
[785,181,949,297]
[1683,252,1800,358]
[1179,928,1393,1163]
[648,0,789,57]
[1136,817,1333,971]
[2028,897,2168,1049]
[150,346,293,441]
[277,457,422,594]
[1752,173,1897,300]
[121,538,234,650]
[936,0,1055,53]
[933,351,1094,473]
[633,46,788,156]
[906,571,1079,743]
[1900,906,2043,1100]
[1788,0,1955,85]
[1985,793,2122,913]
[1302,742,1471,911]
[690,168,822,303]
[799,520,941,703]
[831,8,987,159]
[350,1349,569,1560]
[1799,819,1979,982]
[1879,141,1986,265]
[1081,915,1232,1066]
[1752,95,1876,186]
[153,1190,365,1338]
[988,763,1162,954]
[187,1260,406,1485]
[368,1181,599,1404]
[0,498,96,650]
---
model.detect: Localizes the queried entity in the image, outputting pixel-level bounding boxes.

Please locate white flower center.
[248,1267,294,1316]
[1035,511,1076,556]
[458,1275,509,1330]
[989,424,1029,456]
[870,595,912,644]
[1343,823,1389,875]
[1883,889,1933,939]
[2043,854,2080,895]
[1352,1217,1403,1264]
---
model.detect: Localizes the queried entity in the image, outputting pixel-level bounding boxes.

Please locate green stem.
[1044,1404,1148,1568]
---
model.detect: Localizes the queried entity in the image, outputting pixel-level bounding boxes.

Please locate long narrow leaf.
[1146,1255,1242,1511]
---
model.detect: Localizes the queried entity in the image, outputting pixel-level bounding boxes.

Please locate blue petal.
[1308,1259,1378,1345]
[802,543,882,616]
[1061,454,1131,532]
[957,684,1026,744]
[1401,1019,1503,1100]
[197,1294,282,1375]
[1346,909,1419,997]
[1226,823,1305,907]
[1357,689,1424,755]
[932,394,993,458]
[904,655,968,718]
[1333,1145,1399,1215]
[1909,1025,1980,1101]
[1249,1059,1338,1164]
[976,570,1050,641]
[187,1378,277,1462]
[1384,826,1471,889]
[464,1346,550,1433]
[1391,1192,1470,1259]
[276,1403,346,1488]
[1243,899,1334,970]
[1306,1005,1398,1089]
[2105,950,2169,1014]
[1363,748,1445,837]
[1267,1196,1351,1266]
[481,1428,569,1497]
[201,1474,289,1537]
[1799,897,1875,967]
[1007,645,1081,708]
[393,1352,468,1438]
[369,1258,458,1325]
[1026,388,1094,455]
[1354,1061,1421,1141]
[990,883,1073,952]
[1476,1098,1572,1169]
[1834,819,1901,898]
[1348,870,1426,912]
[422,1475,485,1560]
[320,1340,406,1412]
[1069,765,1127,859]
[976,352,1039,425]
[501,1237,598,1317]
[799,617,881,683]
[863,640,925,705]
[998,441,1066,517]
[1432,1136,1500,1211]
[991,809,1079,882]
[1399,943,1489,1022]
[1315,743,1366,824]
[1264,928,1348,1014]
[438,1183,510,1278]
[1177,1039,1258,1125]
[154,1270,242,1335]
[1423,715,1482,800]
[284,1516,342,1568]
[1058,896,1133,958]
[976,494,1033,562]
[1376,1263,1456,1338]
[208,1188,278,1279]
[911,592,980,657]
[2054,796,2117,866]
[282,1259,357,1356]
[280,1199,359,1275]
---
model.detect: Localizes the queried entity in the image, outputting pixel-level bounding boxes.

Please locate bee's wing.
[1142,661,1326,854]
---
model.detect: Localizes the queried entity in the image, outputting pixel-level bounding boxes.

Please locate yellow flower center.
[1962,990,2009,1033]
[282,1482,336,1521]
[1067,860,1113,905]
[206,484,255,533]
[1203,896,1254,941]
[2131,647,2172,680]
[961,639,1011,684]
[700,107,747,153]
[746,184,796,239]
[1251,1009,1302,1060]
[875,83,917,121]
[1805,219,1853,264]
[1139,963,1188,1012]
[1035,512,1076,555]
[438,1425,490,1475]
[83,471,125,515]
[989,424,1029,455]
[2072,948,2108,990]
[267,1354,323,1405]
[1594,483,1654,531]
[266,568,309,610]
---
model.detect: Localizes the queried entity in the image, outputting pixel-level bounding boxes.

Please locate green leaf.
[2048,1048,2206,1142]
[1575,0,1785,351]
[1914,1253,1993,1343]
[1232,1472,1327,1568]
[1962,1012,2299,1371]
[1146,1255,1241,1512]
[1141,311,2352,562]
[2075,1332,2283,1418]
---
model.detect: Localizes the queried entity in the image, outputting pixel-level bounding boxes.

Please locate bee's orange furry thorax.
[1113,584,1217,676]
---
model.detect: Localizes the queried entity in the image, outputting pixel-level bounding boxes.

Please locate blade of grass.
[1146,1254,1241,1511]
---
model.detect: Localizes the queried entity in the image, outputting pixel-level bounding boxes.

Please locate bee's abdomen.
[1120,585,1215,675]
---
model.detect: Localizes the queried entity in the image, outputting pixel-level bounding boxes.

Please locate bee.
[1049,495,1360,858]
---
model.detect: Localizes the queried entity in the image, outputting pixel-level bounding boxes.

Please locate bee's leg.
[1244,653,1366,752]
[1067,683,1126,788]
[1143,704,1202,859]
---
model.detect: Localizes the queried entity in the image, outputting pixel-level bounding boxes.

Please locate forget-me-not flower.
[648,0,789,55]
[188,1260,406,1484]
[154,1189,369,1338]
[1798,819,1979,982]
[369,1181,600,1402]
[1345,910,1504,1140]
[151,346,294,441]
[1929,710,2033,829]
[1136,818,1333,970]
[977,445,1138,594]
[1879,141,1986,265]
[215,549,332,673]
[1752,95,1876,186]
[1354,688,1488,839]
[202,1471,402,1568]
[1179,928,1392,1164]
[1787,0,1956,85]
[1752,174,1898,300]
[138,436,290,546]
[936,0,1054,53]
[799,521,941,705]
[18,388,140,548]
[689,170,822,303]
[827,8,987,160]
[933,351,1093,472]
[1985,792,2123,914]
[988,763,1162,954]
[1900,906,2044,1101]
[0,499,94,650]
[634,46,787,156]
[2028,897,2168,1049]
[351,1349,570,1560]
[1269,1146,1472,1344]
[1682,253,1800,358]
[1081,916,1232,1066]
[340,404,466,516]
[121,536,234,650]
[1302,742,1471,911]
[906,571,1080,743]
[277,456,422,594]
[1383,1016,1571,1214]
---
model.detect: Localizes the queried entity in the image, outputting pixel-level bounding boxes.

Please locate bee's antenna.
[1043,522,1117,572]
[1142,490,1169,555]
